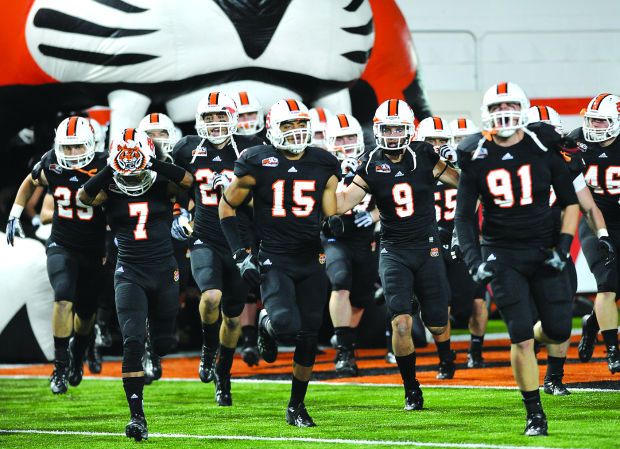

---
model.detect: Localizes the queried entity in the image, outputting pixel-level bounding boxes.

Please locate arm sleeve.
[83,165,114,197]
[234,151,255,178]
[454,167,482,271]
[550,152,579,208]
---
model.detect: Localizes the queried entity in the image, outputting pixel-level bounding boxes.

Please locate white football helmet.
[89,118,106,153]
[138,112,179,159]
[372,99,415,152]
[582,93,620,143]
[265,99,312,154]
[309,107,333,148]
[195,92,239,144]
[325,113,365,160]
[449,118,480,144]
[481,82,530,137]
[108,128,157,196]
[231,91,264,135]
[415,116,453,145]
[527,106,563,133]
[54,116,96,169]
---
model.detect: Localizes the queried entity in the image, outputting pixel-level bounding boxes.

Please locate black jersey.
[35,150,107,254]
[569,127,620,228]
[104,177,174,264]
[455,122,578,269]
[336,169,376,246]
[235,145,341,255]
[357,142,440,247]
[434,181,458,234]
[172,134,262,248]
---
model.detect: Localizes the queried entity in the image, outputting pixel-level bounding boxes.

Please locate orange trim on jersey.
[150,113,159,123]
[432,117,443,130]
[538,106,550,121]
[337,114,349,128]
[388,99,398,116]
[239,92,249,105]
[592,93,611,111]
[208,92,219,106]
[317,108,327,123]
[286,99,300,112]
[67,117,78,136]
[496,82,508,95]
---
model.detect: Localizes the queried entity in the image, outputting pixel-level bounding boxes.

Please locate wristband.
[9,204,24,218]
[597,229,609,238]
[556,232,573,256]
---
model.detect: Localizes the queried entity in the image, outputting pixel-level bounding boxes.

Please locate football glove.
[171,208,192,241]
[213,173,231,191]
[437,144,457,162]
[450,229,462,261]
[326,215,345,237]
[598,236,616,267]
[470,262,496,285]
[232,249,260,288]
[354,210,373,228]
[541,248,567,272]
[6,216,25,246]
[341,157,358,175]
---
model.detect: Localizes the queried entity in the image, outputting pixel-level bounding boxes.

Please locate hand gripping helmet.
[309,107,333,148]
[108,128,157,196]
[582,93,620,143]
[195,92,239,144]
[138,112,179,159]
[265,99,312,154]
[415,116,453,145]
[449,118,480,144]
[481,82,530,137]
[325,113,365,160]
[54,116,96,169]
[372,99,415,152]
[527,106,564,133]
[231,91,264,135]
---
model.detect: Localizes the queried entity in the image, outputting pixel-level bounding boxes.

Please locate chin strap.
[190,137,207,165]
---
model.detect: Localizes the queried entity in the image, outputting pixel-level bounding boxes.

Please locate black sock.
[601,329,619,350]
[334,326,355,351]
[586,311,600,333]
[241,325,257,345]
[469,334,484,353]
[123,376,145,417]
[73,333,90,360]
[288,375,309,408]
[521,389,543,416]
[216,345,235,377]
[201,321,220,350]
[54,336,70,364]
[395,352,418,391]
[545,356,566,378]
[436,339,452,361]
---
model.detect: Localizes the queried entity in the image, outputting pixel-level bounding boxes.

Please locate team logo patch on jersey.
[262,157,279,167]
[49,164,62,174]
[576,141,588,151]
[112,144,148,174]
[376,163,391,173]
[371,241,376,252]
[173,269,180,282]
[318,253,326,264]
[192,146,208,157]
[430,247,439,257]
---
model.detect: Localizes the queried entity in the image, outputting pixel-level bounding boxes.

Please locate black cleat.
[86,337,102,374]
[286,402,316,427]
[385,351,396,364]
[214,372,232,406]
[50,362,68,394]
[578,314,597,362]
[257,309,278,363]
[404,385,424,411]
[68,337,84,387]
[334,348,358,376]
[125,414,148,441]
[543,375,571,396]
[466,350,484,368]
[143,344,162,385]
[436,350,456,380]
[524,413,548,436]
[607,346,620,374]
[199,345,218,383]
[241,345,259,367]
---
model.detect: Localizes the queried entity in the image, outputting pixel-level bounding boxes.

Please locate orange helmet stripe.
[286,99,299,111]
[123,128,135,142]
[208,92,219,106]
[317,108,327,123]
[592,93,611,111]
[432,117,443,130]
[150,113,159,123]
[388,99,398,116]
[538,106,550,121]
[239,92,249,106]
[496,82,508,95]
[67,116,78,136]
[457,118,467,129]
[337,114,349,128]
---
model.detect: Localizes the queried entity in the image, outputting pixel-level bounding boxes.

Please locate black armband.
[351,179,369,193]
[83,165,113,197]
[434,162,449,180]
[31,161,43,181]
[220,216,244,253]
[147,158,186,184]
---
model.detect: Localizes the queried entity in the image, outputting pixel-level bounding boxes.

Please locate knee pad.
[277,333,297,347]
[152,334,178,357]
[331,269,350,291]
[269,310,300,337]
[122,338,144,373]
[293,333,318,367]
[542,322,572,344]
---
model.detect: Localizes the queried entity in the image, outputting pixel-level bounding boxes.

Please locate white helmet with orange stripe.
[582,93,620,143]
[309,107,333,149]
[325,113,365,160]
[231,91,264,135]
[415,116,453,146]
[481,82,530,137]
[195,92,239,144]
[138,112,179,160]
[89,118,107,153]
[527,106,563,133]
[266,99,312,154]
[449,118,480,144]
[108,128,157,196]
[372,99,415,152]
[54,116,96,169]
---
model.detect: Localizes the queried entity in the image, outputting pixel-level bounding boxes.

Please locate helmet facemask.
[113,170,157,196]
[267,118,311,154]
[583,115,620,143]
[373,123,413,153]
[484,103,527,138]
[327,133,364,160]
[197,111,238,145]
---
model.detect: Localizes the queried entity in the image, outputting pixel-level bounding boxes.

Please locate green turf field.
[0,378,618,448]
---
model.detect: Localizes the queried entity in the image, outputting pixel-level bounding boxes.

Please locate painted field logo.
[430,247,439,257]
[318,253,326,264]
[173,269,180,282]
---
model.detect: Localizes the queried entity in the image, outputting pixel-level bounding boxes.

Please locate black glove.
[598,235,616,267]
[232,249,260,288]
[6,216,25,246]
[325,215,345,238]
[469,262,496,285]
[542,232,572,272]
[438,226,451,250]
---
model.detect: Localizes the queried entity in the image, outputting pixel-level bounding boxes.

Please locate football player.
[450,118,480,145]
[172,92,263,405]
[569,93,620,374]
[138,112,179,162]
[309,106,333,149]
[454,82,580,436]
[219,98,341,427]
[323,113,379,376]
[79,128,193,441]
[337,99,459,411]
[6,116,106,395]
